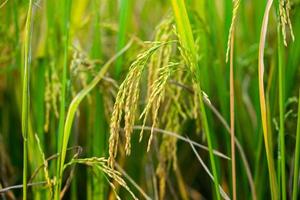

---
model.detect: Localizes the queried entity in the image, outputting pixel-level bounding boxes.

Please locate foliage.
[0,0,299,199]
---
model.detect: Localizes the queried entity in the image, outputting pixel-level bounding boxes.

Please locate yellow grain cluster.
[279,0,294,46]
[65,157,137,200]
[226,0,241,63]
[108,42,164,167]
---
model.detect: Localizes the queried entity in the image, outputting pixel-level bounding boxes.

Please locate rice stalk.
[22,0,33,199]
[229,29,236,200]
[258,0,278,199]
[2,0,300,199]
[292,90,300,200]
[226,1,241,199]
[277,7,287,198]
[54,0,72,198]
[170,0,221,199]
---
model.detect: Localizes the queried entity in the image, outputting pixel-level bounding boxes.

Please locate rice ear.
[108,42,165,167]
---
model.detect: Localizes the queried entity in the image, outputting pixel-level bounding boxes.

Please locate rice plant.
[0,0,299,199]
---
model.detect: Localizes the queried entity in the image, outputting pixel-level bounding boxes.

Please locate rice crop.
[0,0,299,199]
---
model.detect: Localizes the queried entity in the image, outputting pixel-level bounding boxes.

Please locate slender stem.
[54,0,72,199]
[227,2,241,196]
[115,0,131,78]
[91,0,106,199]
[170,0,221,199]
[258,0,278,199]
[277,17,286,200]
[292,90,300,200]
[22,1,33,199]
[230,31,236,200]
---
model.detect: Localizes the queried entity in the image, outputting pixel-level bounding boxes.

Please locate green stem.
[115,0,131,79]
[90,0,106,198]
[292,90,300,200]
[170,0,221,199]
[229,33,236,200]
[277,18,286,200]
[54,0,72,199]
[22,1,33,199]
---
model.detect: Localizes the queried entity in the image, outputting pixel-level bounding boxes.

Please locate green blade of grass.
[115,0,132,79]
[170,0,221,199]
[292,90,300,200]
[258,0,278,199]
[277,12,286,200]
[2,1,300,199]
[22,1,33,199]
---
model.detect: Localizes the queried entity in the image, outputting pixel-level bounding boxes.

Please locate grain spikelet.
[226,0,241,63]
[147,17,173,101]
[279,0,295,46]
[141,17,174,149]
[140,61,178,151]
[108,42,164,167]
[64,157,137,200]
